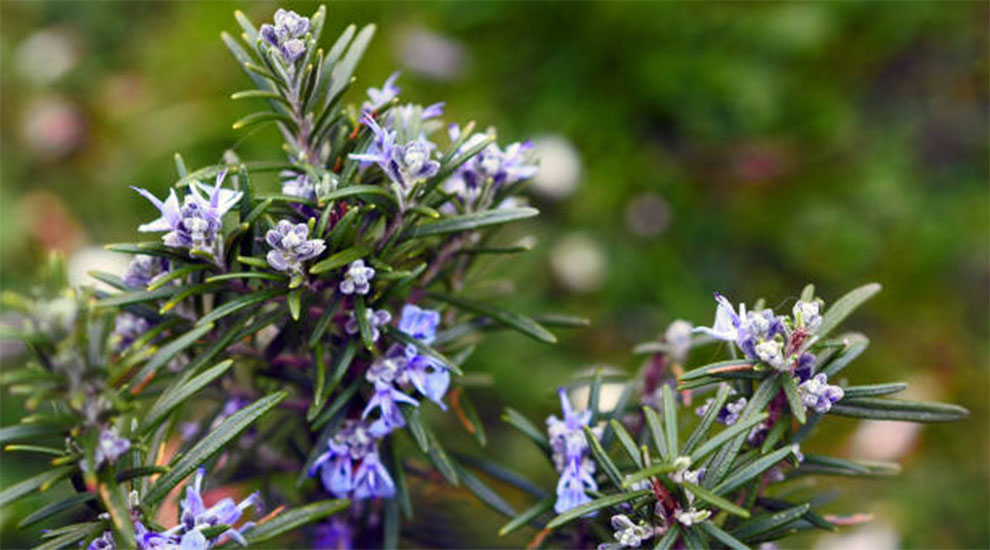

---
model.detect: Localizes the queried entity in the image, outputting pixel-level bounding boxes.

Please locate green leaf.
[456,463,516,517]
[840,382,908,399]
[312,379,361,430]
[683,384,732,455]
[0,466,74,508]
[141,359,234,433]
[583,426,624,489]
[429,292,556,344]
[780,374,806,424]
[31,523,100,550]
[147,264,211,290]
[704,377,780,487]
[683,482,750,518]
[502,408,550,453]
[698,521,750,550]
[610,419,643,468]
[95,286,181,308]
[17,493,96,528]
[404,407,430,454]
[327,24,375,102]
[680,360,756,381]
[204,272,286,284]
[755,497,836,532]
[817,283,881,338]
[287,288,303,321]
[800,284,815,302]
[642,405,668,461]
[621,461,679,488]
[308,295,342,349]
[353,296,374,351]
[145,392,286,504]
[829,397,969,422]
[232,111,295,130]
[712,445,795,496]
[321,184,398,205]
[453,453,548,499]
[760,417,789,454]
[689,413,769,464]
[402,207,539,239]
[196,287,286,326]
[545,490,652,530]
[0,423,62,444]
[654,524,681,550]
[730,503,810,541]
[244,499,350,544]
[125,323,215,389]
[662,385,678,456]
[309,244,372,274]
[98,472,134,545]
[498,498,553,536]
[424,423,460,486]
[796,455,901,477]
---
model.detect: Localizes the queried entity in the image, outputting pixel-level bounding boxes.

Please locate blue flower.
[260,9,310,63]
[397,305,450,408]
[309,420,394,500]
[177,468,261,546]
[339,259,375,295]
[352,451,396,500]
[133,172,242,260]
[363,72,401,113]
[363,380,419,436]
[265,220,326,275]
[398,304,440,344]
[695,390,747,426]
[344,308,392,343]
[546,388,599,514]
[798,373,845,414]
[92,426,131,469]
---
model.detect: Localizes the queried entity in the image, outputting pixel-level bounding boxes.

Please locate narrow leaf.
[661,385,679,456]
[731,503,810,541]
[498,498,553,537]
[309,245,371,274]
[698,521,750,550]
[780,374,806,424]
[403,207,539,239]
[583,426,624,489]
[429,292,556,344]
[817,283,881,338]
[712,445,795,496]
[840,382,908,399]
[545,490,651,530]
[689,413,769,464]
[244,499,350,543]
[503,408,550,453]
[683,482,751,518]
[642,405,668,461]
[683,384,732,454]
[141,359,234,433]
[829,397,969,423]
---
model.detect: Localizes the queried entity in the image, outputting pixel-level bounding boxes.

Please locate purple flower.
[363,72,401,113]
[794,352,816,381]
[349,115,440,190]
[260,9,310,63]
[363,381,419,437]
[397,304,451,408]
[178,468,261,546]
[693,292,744,342]
[93,426,131,469]
[398,304,440,344]
[133,172,242,260]
[695,391,747,426]
[265,220,326,275]
[338,259,374,295]
[798,373,844,414]
[310,420,394,500]
[694,293,788,366]
[123,255,170,289]
[352,451,396,499]
[344,307,392,343]
[793,300,823,332]
[546,388,599,514]
[113,312,150,351]
[87,531,116,550]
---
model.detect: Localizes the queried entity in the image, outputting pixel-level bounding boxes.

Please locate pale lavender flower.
[798,373,844,414]
[339,259,375,295]
[345,308,392,342]
[397,304,450,408]
[260,9,310,63]
[664,320,693,364]
[133,172,242,259]
[87,531,116,550]
[793,299,823,332]
[363,71,401,113]
[597,514,654,549]
[398,304,440,344]
[93,426,131,468]
[695,388,747,426]
[281,174,316,201]
[265,220,326,275]
[349,115,440,190]
[363,374,419,436]
[546,388,598,514]
[123,255,170,288]
[310,420,394,500]
[693,292,744,343]
[177,468,261,546]
[674,507,710,526]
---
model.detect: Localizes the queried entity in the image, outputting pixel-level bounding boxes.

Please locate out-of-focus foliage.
[1,2,986,549]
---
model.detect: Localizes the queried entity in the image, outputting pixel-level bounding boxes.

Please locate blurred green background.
[1,2,987,549]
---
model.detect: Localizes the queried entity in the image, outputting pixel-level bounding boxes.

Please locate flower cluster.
[123,254,170,289]
[442,123,538,210]
[265,220,326,277]
[134,172,242,262]
[695,293,825,373]
[546,388,600,514]
[310,420,395,500]
[351,115,441,194]
[339,259,375,295]
[87,468,260,550]
[260,8,310,63]
[798,372,844,413]
[694,388,747,426]
[598,514,654,550]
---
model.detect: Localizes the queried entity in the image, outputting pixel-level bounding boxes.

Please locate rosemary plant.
[498,283,969,549]
[0,6,572,549]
